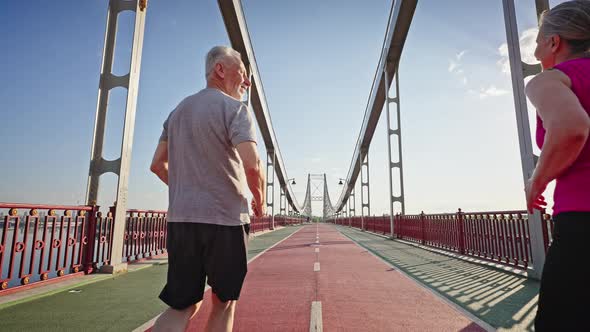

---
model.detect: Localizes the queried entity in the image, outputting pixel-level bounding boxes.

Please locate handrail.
[0,203,93,211]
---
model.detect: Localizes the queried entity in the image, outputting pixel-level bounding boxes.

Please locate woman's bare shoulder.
[528,68,571,89]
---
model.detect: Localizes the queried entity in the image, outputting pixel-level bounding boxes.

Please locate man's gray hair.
[205,46,242,79]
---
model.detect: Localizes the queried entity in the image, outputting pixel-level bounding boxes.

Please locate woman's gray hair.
[205,46,242,79]
[540,0,590,54]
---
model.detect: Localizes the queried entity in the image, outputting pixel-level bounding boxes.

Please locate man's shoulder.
[214,91,245,113]
[182,89,244,113]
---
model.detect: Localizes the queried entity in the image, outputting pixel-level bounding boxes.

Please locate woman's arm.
[525,69,590,212]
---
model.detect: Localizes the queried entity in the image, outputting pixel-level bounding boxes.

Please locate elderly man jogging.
[150,46,266,332]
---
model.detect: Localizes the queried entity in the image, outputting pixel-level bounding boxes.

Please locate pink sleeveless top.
[536,57,590,215]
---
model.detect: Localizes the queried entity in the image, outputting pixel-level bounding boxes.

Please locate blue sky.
[0,1,566,216]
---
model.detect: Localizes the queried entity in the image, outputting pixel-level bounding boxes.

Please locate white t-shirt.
[160,88,256,226]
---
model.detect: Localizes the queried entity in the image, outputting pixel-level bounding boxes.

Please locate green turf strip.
[0,226,302,332]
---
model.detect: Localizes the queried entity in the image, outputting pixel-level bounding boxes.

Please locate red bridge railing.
[0,204,94,291]
[328,209,554,270]
[123,210,168,263]
[274,216,305,227]
[1,203,306,291]
[250,216,272,233]
[249,215,306,233]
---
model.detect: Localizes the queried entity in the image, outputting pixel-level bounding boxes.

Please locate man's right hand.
[237,141,267,218]
[251,199,266,217]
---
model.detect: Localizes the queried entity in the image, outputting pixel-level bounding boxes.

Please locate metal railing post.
[458,208,465,255]
[420,211,426,245]
[83,205,99,274]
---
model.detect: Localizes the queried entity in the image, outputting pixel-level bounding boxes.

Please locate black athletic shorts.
[159,222,250,310]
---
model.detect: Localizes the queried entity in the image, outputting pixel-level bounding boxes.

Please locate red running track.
[151,224,487,331]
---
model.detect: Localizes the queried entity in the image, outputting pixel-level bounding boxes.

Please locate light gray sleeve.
[158,113,170,143]
[228,103,256,147]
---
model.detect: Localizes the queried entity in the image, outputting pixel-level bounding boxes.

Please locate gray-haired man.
[150,46,266,332]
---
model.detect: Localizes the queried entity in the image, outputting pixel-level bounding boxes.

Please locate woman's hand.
[525,177,547,213]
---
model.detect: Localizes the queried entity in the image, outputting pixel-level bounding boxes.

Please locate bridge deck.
[178,224,489,331]
[0,227,302,331]
[0,224,540,331]
[338,226,539,331]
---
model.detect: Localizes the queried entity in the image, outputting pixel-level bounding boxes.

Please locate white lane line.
[133,226,307,332]
[309,301,323,332]
[248,227,307,264]
[314,262,320,272]
[315,248,319,253]
[132,313,162,332]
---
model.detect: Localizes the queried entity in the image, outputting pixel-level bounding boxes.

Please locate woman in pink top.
[526,1,590,330]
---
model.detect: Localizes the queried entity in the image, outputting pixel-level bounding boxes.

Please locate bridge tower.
[86,0,148,274]
[501,0,549,279]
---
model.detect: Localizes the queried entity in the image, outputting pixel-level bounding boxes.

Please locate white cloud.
[479,85,509,99]
[448,50,467,73]
[498,44,510,74]
[448,50,469,85]
[463,29,537,99]
[448,61,458,73]
[457,50,467,61]
[497,28,539,74]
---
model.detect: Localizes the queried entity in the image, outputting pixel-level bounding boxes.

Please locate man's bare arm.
[236,141,266,216]
[150,142,169,185]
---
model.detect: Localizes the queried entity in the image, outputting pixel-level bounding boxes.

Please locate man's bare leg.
[205,293,237,332]
[153,301,201,332]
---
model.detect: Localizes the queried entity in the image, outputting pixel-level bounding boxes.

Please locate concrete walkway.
[338,225,540,331]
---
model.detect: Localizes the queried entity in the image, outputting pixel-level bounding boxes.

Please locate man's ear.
[214,62,225,79]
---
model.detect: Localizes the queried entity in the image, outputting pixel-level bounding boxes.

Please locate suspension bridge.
[0,0,557,331]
